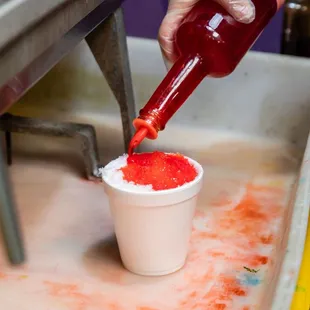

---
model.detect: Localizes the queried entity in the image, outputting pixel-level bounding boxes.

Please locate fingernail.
[233,0,256,23]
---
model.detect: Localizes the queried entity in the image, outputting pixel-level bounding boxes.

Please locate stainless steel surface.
[281,0,310,56]
[0,142,24,265]
[86,9,136,151]
[1,38,309,308]
[0,0,136,265]
[0,0,123,113]
[0,0,68,50]
[0,114,102,180]
[86,8,136,151]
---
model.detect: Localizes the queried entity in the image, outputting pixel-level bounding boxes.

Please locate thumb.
[214,0,255,23]
[158,0,200,64]
[159,0,256,66]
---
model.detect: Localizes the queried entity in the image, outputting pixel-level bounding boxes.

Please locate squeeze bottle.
[129,0,283,154]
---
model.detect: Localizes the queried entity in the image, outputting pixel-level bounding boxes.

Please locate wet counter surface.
[0,125,299,310]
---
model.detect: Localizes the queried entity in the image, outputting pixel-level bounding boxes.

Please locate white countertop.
[3,37,310,309]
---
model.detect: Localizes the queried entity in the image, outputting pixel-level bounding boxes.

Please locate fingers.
[158,0,200,64]
[158,0,256,66]
[160,47,173,71]
[215,0,255,23]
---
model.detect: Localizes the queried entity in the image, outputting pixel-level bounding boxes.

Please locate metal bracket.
[86,7,137,152]
[0,114,103,180]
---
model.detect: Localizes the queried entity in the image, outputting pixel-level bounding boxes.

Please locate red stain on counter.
[0,272,7,279]
[0,169,290,310]
[260,234,274,244]
[250,255,269,266]
[215,184,281,247]
[44,281,122,310]
[194,209,206,218]
[121,151,198,190]
[178,275,248,309]
[172,181,285,309]
[44,281,80,297]
[44,281,91,308]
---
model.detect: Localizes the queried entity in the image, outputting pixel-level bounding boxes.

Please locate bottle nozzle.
[128,118,159,155]
[128,127,148,155]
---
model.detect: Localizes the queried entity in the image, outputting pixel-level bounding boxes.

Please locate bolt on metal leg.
[86,7,137,152]
[0,139,25,265]
[0,114,102,180]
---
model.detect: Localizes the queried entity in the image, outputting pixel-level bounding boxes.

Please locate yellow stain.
[18,275,28,280]
[291,218,310,310]
[266,180,284,188]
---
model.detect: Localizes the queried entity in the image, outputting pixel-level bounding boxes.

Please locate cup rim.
[102,154,204,196]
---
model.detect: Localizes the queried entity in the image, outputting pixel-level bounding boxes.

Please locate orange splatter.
[193,231,220,239]
[216,184,281,249]
[44,281,80,297]
[0,272,7,279]
[194,209,206,218]
[176,181,287,309]
[209,251,226,258]
[250,255,268,267]
[234,196,268,221]
[43,281,122,310]
[2,175,287,310]
[260,234,274,244]
[207,277,247,299]
[178,275,248,309]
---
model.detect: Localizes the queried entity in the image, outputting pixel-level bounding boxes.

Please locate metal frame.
[86,8,136,150]
[0,4,136,265]
[0,0,124,113]
[0,114,103,180]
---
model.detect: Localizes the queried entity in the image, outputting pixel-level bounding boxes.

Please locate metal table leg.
[0,139,24,264]
[0,5,135,265]
[86,7,136,151]
[0,114,102,180]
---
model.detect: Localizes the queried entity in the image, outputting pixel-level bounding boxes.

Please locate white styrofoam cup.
[102,156,203,276]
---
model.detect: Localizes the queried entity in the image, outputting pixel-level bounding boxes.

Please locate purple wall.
[252,8,284,53]
[122,0,284,54]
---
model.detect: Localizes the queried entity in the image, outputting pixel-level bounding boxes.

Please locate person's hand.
[158,0,256,68]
